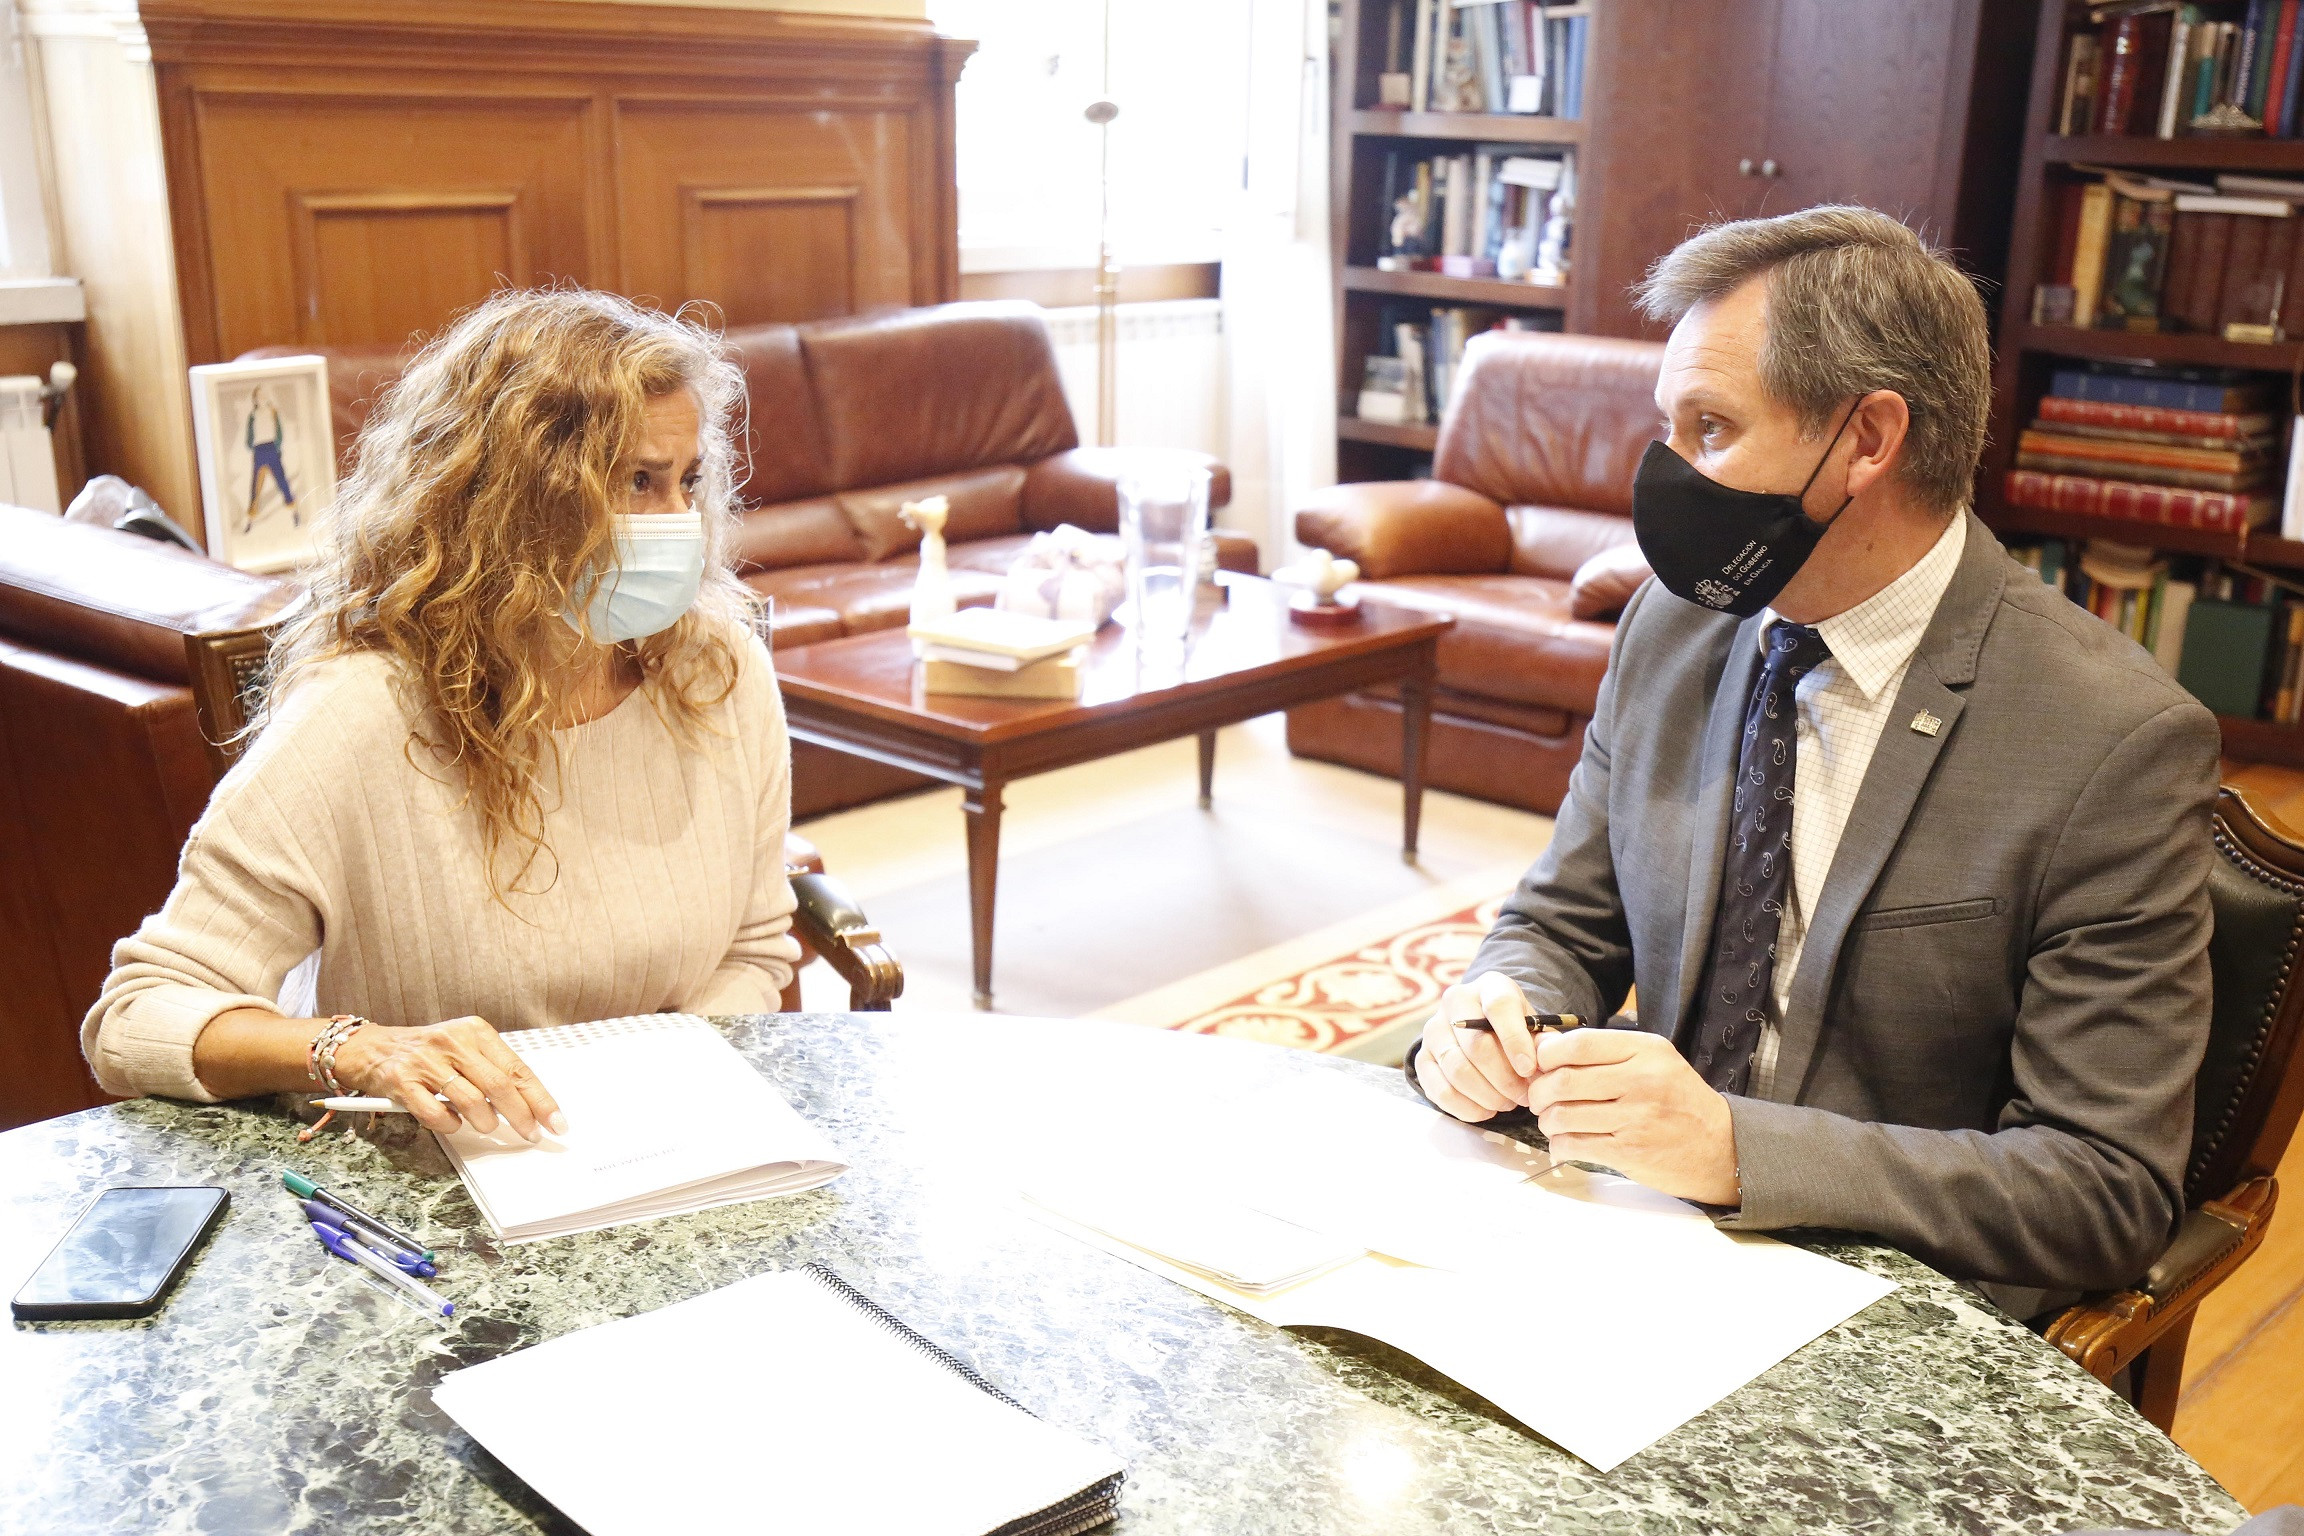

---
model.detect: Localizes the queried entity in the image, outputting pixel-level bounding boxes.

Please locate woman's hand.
[332,1015,566,1141]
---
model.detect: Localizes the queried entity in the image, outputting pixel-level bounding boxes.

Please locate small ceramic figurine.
[1535,162,1576,285]
[901,495,954,647]
[1273,548,1362,626]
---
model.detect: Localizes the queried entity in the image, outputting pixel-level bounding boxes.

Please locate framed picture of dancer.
[187,355,337,574]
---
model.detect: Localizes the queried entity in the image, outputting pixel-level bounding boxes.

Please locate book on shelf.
[2004,536,2304,721]
[2100,181,2176,328]
[2036,165,2304,340]
[2049,363,2277,414]
[1364,301,1558,424]
[2182,594,2284,716]
[2058,2,2304,138]
[1395,0,1586,117]
[2286,414,2304,537]
[2016,427,2273,489]
[1375,145,1571,281]
[1358,354,1413,424]
[2005,467,2275,529]
[2035,397,2277,448]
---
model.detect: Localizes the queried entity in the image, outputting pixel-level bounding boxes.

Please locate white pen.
[313,1218,456,1318]
[314,1096,434,1113]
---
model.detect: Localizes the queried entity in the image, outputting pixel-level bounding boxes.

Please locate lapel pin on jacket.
[1910,709,1942,737]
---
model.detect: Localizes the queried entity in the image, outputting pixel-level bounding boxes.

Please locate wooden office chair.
[184,622,902,1012]
[2045,785,2304,1430]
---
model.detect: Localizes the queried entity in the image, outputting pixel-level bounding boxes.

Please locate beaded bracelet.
[307,1014,368,1097]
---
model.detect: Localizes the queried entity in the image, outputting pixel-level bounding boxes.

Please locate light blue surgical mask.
[565,512,706,643]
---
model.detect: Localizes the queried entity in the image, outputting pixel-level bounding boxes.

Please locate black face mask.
[1630,404,1859,618]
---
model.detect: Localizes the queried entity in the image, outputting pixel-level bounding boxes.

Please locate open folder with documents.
[433,1267,1125,1536]
[1019,1070,1896,1474]
[437,1014,845,1243]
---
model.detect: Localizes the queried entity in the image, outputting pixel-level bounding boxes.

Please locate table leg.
[962,781,1005,1009]
[1400,671,1431,861]
[1197,729,1217,810]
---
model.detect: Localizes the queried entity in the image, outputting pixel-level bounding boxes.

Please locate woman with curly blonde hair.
[84,288,800,1140]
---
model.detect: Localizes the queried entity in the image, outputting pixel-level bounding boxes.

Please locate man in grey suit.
[1410,206,2219,1316]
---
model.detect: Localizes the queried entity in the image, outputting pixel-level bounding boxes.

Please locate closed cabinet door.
[1582,0,1781,336]
[1748,0,1975,240]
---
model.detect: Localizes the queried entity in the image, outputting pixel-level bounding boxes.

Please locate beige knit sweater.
[84,632,801,1101]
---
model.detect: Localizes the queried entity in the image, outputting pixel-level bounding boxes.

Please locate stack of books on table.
[2003,362,2282,534]
[907,608,1096,701]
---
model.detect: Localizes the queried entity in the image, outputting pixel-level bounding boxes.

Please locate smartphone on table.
[11,1186,229,1321]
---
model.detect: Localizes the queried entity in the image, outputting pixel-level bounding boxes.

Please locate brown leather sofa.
[256,301,1248,819]
[1289,332,1663,815]
[0,507,300,1127]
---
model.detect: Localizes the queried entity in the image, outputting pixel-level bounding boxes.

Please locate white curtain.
[1219,0,1336,568]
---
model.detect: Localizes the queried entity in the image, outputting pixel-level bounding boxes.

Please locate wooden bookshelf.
[2042,133,2304,172]
[1979,499,2253,562]
[1337,417,1440,451]
[1341,265,1571,307]
[2010,319,2304,372]
[1327,1,1608,481]
[1984,2,2304,766]
[1344,109,1584,146]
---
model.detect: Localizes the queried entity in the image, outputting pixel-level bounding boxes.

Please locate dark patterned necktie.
[1683,621,1831,1096]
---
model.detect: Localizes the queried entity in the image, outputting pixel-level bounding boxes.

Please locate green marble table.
[0,1013,2251,1535]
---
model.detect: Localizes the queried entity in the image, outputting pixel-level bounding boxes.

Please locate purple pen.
[298,1200,435,1276]
[311,1220,455,1317]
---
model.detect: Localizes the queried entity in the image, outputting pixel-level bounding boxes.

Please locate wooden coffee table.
[775,574,1451,1007]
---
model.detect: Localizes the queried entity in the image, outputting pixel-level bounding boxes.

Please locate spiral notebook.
[436,1014,846,1243]
[432,1266,1125,1536]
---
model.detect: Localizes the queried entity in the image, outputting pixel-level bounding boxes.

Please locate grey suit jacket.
[1448,513,2219,1299]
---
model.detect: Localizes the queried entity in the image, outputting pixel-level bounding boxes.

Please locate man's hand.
[1414,972,1541,1122]
[1526,1028,1740,1207]
[333,1015,565,1142]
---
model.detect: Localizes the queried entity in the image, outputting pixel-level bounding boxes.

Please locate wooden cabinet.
[36,0,972,529]
[1577,0,2039,338]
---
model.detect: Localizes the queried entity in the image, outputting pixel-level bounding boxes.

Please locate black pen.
[282,1171,435,1262]
[1458,1012,1589,1036]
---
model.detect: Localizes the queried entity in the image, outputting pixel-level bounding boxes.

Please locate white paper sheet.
[1019,1070,1896,1473]
[432,1271,1124,1536]
[437,1015,845,1242]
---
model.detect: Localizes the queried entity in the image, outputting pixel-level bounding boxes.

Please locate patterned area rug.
[1090,874,1519,1064]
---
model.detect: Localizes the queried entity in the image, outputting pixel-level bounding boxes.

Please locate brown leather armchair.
[2044,785,2304,1430]
[252,300,1249,819]
[1290,333,1663,815]
[0,508,300,1128]
[0,507,895,1131]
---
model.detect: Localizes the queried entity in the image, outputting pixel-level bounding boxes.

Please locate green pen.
[282,1171,436,1263]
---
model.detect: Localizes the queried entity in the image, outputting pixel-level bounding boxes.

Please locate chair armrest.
[1022,447,1234,534]
[1294,480,1511,580]
[789,871,904,1012]
[2044,1175,2277,1381]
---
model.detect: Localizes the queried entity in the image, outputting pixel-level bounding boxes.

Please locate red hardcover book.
[2132,12,2176,130]
[2100,17,2147,132]
[2270,0,2301,131]
[2035,395,2277,439]
[2004,468,2268,531]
